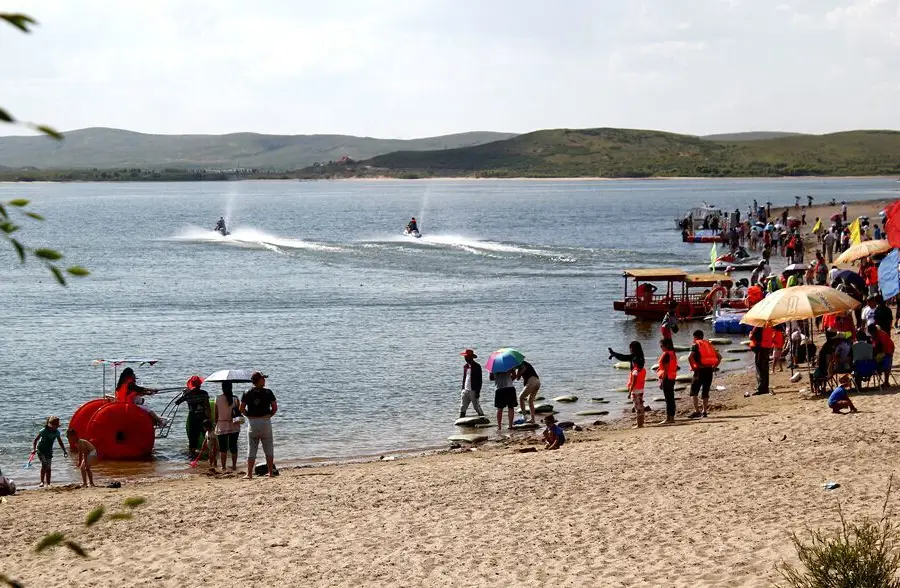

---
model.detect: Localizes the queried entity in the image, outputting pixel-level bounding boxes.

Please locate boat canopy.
[685,274,734,287]
[92,358,160,367]
[623,269,688,281]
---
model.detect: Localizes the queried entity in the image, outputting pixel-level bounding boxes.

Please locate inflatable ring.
[704,286,728,313]
[68,398,110,451]
[88,403,155,460]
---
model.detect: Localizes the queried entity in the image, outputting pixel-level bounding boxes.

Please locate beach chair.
[853,359,879,391]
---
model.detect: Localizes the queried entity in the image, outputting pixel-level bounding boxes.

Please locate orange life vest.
[657,350,678,380]
[115,375,136,403]
[689,339,720,370]
[746,285,764,306]
[772,330,785,350]
[750,327,777,349]
[628,366,647,391]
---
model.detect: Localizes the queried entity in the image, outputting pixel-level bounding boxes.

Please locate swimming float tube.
[68,398,110,451]
[88,403,155,460]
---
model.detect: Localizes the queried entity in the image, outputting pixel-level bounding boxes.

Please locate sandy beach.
[3,195,900,587]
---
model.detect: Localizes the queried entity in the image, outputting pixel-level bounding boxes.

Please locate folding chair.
[853,359,879,391]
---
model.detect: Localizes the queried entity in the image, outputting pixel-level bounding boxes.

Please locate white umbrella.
[205,369,254,383]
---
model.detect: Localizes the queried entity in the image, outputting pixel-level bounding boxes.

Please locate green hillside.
[702,131,807,141]
[302,128,900,178]
[0,127,515,169]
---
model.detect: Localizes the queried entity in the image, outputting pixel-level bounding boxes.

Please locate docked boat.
[675,203,724,230]
[613,269,734,320]
[683,229,725,243]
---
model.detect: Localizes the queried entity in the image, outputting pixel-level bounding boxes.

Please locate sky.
[0,0,899,138]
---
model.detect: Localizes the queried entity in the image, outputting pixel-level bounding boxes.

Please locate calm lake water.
[1,178,896,486]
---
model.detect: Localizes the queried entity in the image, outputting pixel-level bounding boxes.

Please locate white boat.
[675,202,724,230]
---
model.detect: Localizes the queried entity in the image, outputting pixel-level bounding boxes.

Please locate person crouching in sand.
[828,375,858,414]
[543,415,565,450]
[66,429,98,487]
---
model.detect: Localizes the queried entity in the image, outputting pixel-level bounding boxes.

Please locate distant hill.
[300,128,900,178]
[0,127,516,169]
[702,131,807,141]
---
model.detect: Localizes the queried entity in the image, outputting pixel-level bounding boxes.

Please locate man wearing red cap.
[459,349,483,418]
[176,375,211,457]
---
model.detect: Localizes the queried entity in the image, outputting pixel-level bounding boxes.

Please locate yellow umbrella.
[834,239,892,264]
[740,285,861,327]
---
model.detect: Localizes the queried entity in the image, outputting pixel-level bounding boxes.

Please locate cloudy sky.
[1,0,898,138]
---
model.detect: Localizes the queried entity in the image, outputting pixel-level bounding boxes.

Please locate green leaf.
[66,266,90,277]
[0,574,24,588]
[10,238,24,263]
[85,505,105,527]
[0,221,19,234]
[7,199,29,207]
[25,211,44,221]
[0,108,13,123]
[123,496,146,509]
[108,512,133,521]
[33,248,62,261]
[0,13,37,33]
[63,540,88,558]
[49,265,66,285]
[33,124,63,140]
[0,203,6,218]
[34,532,65,552]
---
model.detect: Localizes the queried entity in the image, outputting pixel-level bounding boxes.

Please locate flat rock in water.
[511,422,541,430]
[534,396,545,401]
[575,409,609,416]
[722,357,740,362]
[709,338,732,345]
[553,395,578,403]
[524,403,554,414]
[726,347,752,354]
[673,344,691,351]
[614,361,630,369]
[447,434,488,444]
[740,340,752,346]
[590,396,604,402]
[454,416,490,427]
[591,398,609,403]
[675,374,693,382]
[557,421,575,429]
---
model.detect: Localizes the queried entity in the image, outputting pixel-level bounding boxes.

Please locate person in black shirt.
[176,375,211,456]
[240,372,277,479]
[873,296,894,334]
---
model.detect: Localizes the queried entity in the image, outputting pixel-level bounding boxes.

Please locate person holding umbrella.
[486,348,523,430]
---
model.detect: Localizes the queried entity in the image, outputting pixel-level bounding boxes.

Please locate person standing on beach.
[807,194,814,207]
[660,301,679,341]
[656,339,679,424]
[32,416,67,488]
[514,359,541,424]
[458,349,484,418]
[240,372,277,479]
[214,382,242,471]
[823,230,835,264]
[176,375,211,457]
[841,201,848,221]
[794,195,800,209]
[814,252,828,285]
[748,326,774,396]
[688,331,721,418]
[874,296,893,334]
[490,368,517,430]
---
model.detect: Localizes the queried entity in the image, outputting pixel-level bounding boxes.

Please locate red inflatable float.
[87,403,155,460]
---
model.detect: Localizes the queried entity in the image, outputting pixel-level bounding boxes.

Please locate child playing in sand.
[827,375,858,414]
[65,429,97,487]
[543,415,565,450]
[32,416,68,488]
[193,420,220,468]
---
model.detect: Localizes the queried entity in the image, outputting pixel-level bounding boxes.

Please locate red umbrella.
[884,200,900,248]
[830,213,842,222]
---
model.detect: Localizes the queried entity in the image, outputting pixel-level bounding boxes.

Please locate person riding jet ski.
[405,217,419,235]
[214,217,228,236]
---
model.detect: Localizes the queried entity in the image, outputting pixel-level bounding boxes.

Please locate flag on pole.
[848,217,861,245]
[811,218,822,234]
[710,242,717,273]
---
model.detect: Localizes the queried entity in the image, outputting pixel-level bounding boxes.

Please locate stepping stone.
[675,374,693,382]
[534,396,545,401]
[614,362,630,369]
[448,434,488,444]
[722,357,740,362]
[553,395,578,403]
[591,398,610,404]
[740,340,752,346]
[726,347,752,354]
[673,344,691,351]
[575,409,609,416]
[511,422,541,430]
[590,396,604,402]
[522,403,554,414]
[454,416,490,427]
[708,338,732,345]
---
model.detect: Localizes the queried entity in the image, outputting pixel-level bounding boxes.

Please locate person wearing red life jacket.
[687,330,722,418]
[747,326,776,397]
[656,338,679,425]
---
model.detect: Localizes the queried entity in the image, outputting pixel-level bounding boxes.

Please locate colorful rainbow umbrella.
[485,348,525,374]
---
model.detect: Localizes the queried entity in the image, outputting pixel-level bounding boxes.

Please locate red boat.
[613,269,734,320]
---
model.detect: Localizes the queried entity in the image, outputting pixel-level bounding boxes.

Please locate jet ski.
[709,247,759,271]
[404,227,421,239]
[216,227,230,237]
